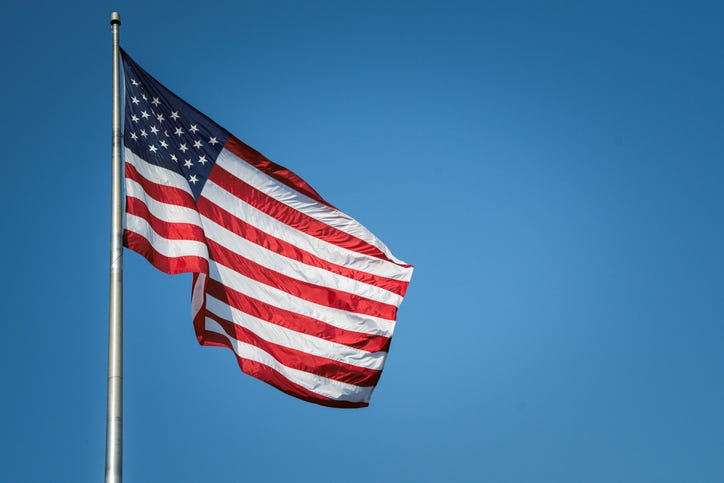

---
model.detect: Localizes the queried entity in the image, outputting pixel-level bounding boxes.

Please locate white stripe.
[126,179,203,226]
[201,179,412,282]
[205,317,373,403]
[125,148,193,195]
[126,213,209,259]
[191,273,206,320]
[201,215,403,307]
[216,149,408,265]
[206,295,386,370]
[209,261,395,337]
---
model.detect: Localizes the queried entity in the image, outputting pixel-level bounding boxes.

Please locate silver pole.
[106,11,123,483]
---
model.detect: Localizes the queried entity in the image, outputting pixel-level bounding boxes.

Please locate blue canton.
[121,49,230,200]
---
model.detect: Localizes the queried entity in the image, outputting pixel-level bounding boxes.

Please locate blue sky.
[2,1,723,482]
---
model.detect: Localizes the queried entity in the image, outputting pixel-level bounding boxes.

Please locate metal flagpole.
[106,11,124,483]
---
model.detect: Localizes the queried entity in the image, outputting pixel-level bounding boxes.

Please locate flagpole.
[106,11,124,483]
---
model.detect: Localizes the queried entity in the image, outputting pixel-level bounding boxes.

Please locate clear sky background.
[2,1,723,482]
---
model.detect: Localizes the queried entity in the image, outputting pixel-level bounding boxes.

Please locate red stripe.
[198,330,369,408]
[224,135,333,208]
[207,238,397,320]
[197,196,409,297]
[205,277,391,353]
[124,230,208,275]
[126,197,206,241]
[208,163,399,264]
[205,312,381,386]
[126,162,197,210]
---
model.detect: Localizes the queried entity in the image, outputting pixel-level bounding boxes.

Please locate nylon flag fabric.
[120,49,413,408]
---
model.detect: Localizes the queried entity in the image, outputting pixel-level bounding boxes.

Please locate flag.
[120,49,413,408]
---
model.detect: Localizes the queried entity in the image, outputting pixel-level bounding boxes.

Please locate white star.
[170,111,180,121]
[141,93,147,101]
[189,175,199,184]
[131,96,140,105]
[151,97,161,106]
[141,110,150,119]
[193,140,202,149]
[170,154,178,162]
[198,155,208,165]
[140,129,148,138]
[184,159,193,168]
[150,125,159,134]
[160,140,168,148]
[174,127,184,136]
[149,144,158,153]
[208,136,219,146]
[131,114,139,123]
[131,79,140,86]
[157,113,165,123]
[179,143,188,153]
[189,124,199,134]
[164,130,170,137]
[130,132,138,140]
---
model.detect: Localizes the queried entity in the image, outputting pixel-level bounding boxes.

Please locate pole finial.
[110,12,121,26]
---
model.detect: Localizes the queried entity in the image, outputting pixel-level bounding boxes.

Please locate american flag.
[121,49,413,407]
